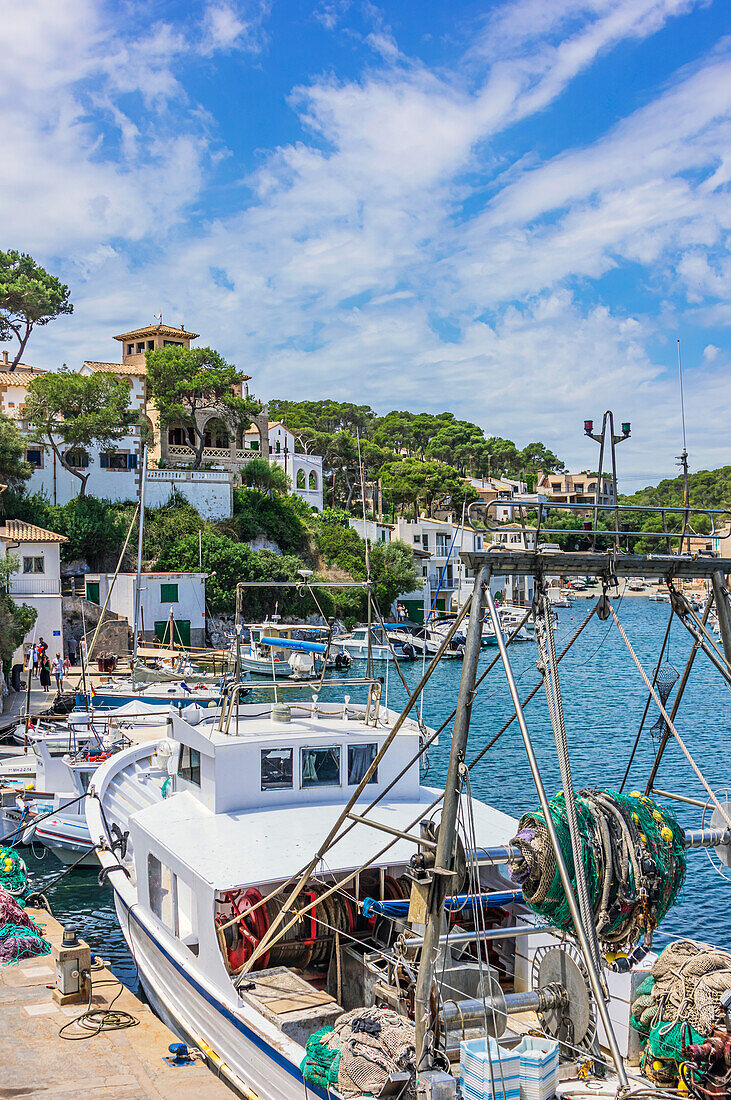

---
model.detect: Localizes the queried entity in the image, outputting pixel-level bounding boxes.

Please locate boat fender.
[608,942,651,972]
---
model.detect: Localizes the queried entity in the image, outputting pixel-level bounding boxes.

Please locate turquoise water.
[23,596,731,990]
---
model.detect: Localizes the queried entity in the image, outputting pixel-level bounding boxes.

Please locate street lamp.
[583,411,631,548]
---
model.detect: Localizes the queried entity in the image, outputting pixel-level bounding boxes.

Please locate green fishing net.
[301,1026,341,1089]
[0,920,51,965]
[0,847,30,901]
[647,1020,704,1062]
[510,789,686,948]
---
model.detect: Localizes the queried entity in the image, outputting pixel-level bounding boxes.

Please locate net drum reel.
[218,882,358,973]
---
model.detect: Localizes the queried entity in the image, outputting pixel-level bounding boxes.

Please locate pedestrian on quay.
[31,644,39,679]
[39,655,51,693]
[52,653,64,693]
[63,655,71,677]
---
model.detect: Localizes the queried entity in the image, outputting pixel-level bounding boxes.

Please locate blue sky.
[1,0,729,488]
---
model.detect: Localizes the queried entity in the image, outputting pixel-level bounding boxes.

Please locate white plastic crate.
[513,1036,558,1100]
[460,1037,521,1100]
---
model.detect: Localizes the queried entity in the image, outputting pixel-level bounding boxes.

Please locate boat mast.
[413,563,490,1069]
[131,444,148,679]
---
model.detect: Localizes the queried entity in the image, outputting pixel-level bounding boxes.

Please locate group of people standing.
[26,638,74,694]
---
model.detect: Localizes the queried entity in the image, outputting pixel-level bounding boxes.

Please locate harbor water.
[24,594,731,992]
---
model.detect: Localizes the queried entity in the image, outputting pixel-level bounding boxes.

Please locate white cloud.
[200,1,270,55]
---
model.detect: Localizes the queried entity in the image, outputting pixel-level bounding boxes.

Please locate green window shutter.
[160,583,179,603]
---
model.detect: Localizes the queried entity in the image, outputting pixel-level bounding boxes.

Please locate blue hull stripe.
[117,895,330,1099]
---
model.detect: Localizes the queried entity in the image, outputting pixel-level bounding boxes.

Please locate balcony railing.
[10,578,61,595]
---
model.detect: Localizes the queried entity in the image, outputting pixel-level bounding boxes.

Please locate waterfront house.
[0,519,66,663]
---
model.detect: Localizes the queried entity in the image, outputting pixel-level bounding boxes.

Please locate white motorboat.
[337,625,415,661]
[389,624,464,658]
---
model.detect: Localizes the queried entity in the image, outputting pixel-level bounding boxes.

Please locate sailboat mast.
[131,444,148,676]
[413,563,490,1069]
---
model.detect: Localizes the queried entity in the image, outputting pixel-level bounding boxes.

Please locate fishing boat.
[86,677,228,709]
[231,623,351,680]
[627,577,645,591]
[86,420,731,1100]
[388,623,465,658]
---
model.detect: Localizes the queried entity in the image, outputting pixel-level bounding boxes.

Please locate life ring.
[222,887,270,971]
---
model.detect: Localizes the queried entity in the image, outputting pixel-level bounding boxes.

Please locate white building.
[1,322,324,516]
[348,518,393,544]
[392,517,486,622]
[0,519,67,663]
[85,571,207,648]
[243,422,323,511]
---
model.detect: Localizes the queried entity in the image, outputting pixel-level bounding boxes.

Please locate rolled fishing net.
[509,789,686,950]
[301,1027,341,1089]
[0,846,29,901]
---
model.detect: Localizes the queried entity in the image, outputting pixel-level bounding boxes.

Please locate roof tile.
[0,519,68,543]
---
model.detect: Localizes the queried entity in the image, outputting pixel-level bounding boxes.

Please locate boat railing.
[468,496,729,546]
[217,675,387,735]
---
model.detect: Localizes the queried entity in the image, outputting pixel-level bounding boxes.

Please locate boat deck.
[0,907,229,1099]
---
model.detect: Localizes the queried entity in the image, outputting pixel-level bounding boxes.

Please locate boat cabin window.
[348,743,377,785]
[301,746,341,788]
[261,747,293,790]
[148,853,175,929]
[177,744,201,786]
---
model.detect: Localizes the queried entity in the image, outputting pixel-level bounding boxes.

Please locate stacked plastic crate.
[460,1038,521,1100]
[513,1037,558,1100]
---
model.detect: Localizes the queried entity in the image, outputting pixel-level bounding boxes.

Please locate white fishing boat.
[87,677,227,709]
[232,623,352,680]
[86,422,731,1100]
[87,689,534,1098]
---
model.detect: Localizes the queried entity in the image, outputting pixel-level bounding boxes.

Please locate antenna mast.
[677,340,690,556]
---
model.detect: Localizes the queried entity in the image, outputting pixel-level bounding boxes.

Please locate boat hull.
[35,813,98,866]
[112,892,330,1100]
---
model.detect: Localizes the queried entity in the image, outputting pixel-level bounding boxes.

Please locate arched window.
[296,469,306,489]
[308,470,318,491]
[203,418,230,449]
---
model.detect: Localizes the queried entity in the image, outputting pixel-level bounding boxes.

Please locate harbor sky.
[1,0,729,487]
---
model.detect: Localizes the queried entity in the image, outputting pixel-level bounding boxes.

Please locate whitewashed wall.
[145,470,233,520]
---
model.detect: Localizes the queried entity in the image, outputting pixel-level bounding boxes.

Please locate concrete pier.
[0,908,229,1099]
